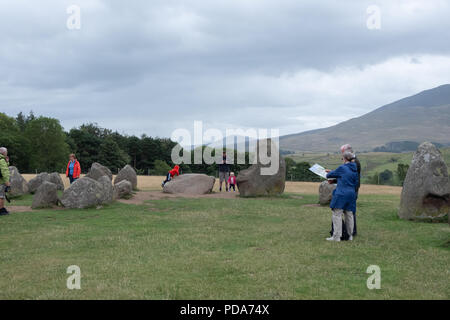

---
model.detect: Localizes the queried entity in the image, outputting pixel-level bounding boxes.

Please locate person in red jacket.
[66,153,81,184]
[161,165,180,187]
[227,172,237,192]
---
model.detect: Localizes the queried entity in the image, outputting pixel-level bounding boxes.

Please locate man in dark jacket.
[218,152,231,192]
[340,144,360,236]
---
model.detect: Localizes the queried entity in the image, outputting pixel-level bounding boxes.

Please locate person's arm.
[326,166,343,179]
[66,162,69,177]
[75,162,81,178]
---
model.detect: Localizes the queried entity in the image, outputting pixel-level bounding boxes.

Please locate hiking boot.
[326,236,340,242]
[0,208,9,216]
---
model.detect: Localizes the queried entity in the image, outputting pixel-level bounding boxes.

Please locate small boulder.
[61,177,110,209]
[86,162,112,181]
[163,174,215,195]
[399,142,450,221]
[319,181,336,205]
[28,172,49,194]
[237,139,286,197]
[48,172,65,191]
[32,181,58,209]
[114,165,138,190]
[8,166,29,197]
[113,180,133,199]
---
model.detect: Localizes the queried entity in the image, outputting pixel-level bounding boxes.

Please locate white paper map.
[309,163,328,179]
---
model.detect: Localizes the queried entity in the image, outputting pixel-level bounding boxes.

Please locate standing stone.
[113,180,133,199]
[319,181,336,205]
[48,172,65,190]
[399,142,450,221]
[8,166,29,197]
[61,177,110,209]
[86,162,112,181]
[28,172,49,194]
[32,181,58,209]
[237,139,286,197]
[114,165,138,190]
[163,174,215,195]
[98,175,114,204]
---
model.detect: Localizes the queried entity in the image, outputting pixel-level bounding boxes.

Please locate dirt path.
[8,206,33,213]
[118,190,239,205]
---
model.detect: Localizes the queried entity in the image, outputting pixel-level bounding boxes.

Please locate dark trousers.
[69,175,77,184]
[162,173,171,185]
[229,184,235,191]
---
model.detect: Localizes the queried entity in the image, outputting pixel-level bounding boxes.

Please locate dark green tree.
[396,163,410,185]
[97,136,130,173]
[25,116,69,172]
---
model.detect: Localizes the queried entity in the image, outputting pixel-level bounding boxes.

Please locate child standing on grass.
[228,172,237,192]
[161,165,180,187]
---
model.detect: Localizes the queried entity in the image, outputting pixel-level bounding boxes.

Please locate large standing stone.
[236,139,286,197]
[28,172,49,194]
[8,166,29,197]
[113,180,133,199]
[32,181,58,209]
[319,181,336,205]
[399,142,450,221]
[163,174,215,195]
[86,162,112,182]
[48,172,65,191]
[114,165,137,190]
[61,177,112,209]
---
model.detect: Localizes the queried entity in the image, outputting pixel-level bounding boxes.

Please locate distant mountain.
[280,84,450,152]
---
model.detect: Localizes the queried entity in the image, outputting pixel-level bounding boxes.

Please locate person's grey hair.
[0,147,7,155]
[342,150,355,161]
[340,144,353,153]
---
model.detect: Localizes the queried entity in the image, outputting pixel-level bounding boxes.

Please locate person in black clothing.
[218,151,231,192]
[330,144,361,238]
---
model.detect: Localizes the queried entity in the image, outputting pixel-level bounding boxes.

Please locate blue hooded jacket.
[326,162,358,213]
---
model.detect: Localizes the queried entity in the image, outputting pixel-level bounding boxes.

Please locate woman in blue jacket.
[325,151,359,242]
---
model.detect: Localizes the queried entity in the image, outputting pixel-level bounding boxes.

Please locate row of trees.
[1,112,177,174]
[1,112,253,176]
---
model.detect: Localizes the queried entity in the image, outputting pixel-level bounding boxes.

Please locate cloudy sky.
[1,0,450,140]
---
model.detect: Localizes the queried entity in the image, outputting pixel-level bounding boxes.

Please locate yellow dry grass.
[22,174,402,195]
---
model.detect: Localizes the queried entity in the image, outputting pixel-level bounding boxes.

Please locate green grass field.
[289,147,450,184]
[0,190,448,300]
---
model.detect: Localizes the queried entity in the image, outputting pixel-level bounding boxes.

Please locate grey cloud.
[1,0,450,138]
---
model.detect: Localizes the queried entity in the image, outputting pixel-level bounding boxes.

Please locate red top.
[66,160,81,178]
[169,165,180,177]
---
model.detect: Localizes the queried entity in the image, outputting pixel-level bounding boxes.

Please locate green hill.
[287,146,450,185]
[280,84,450,152]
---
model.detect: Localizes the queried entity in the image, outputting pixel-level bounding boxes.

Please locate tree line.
[0,112,254,176]
[1,112,177,174]
[1,111,363,182]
